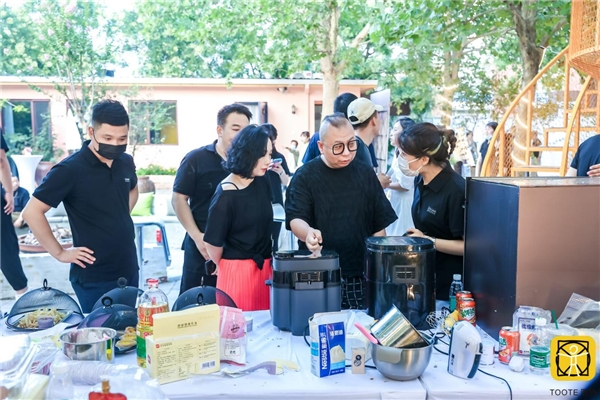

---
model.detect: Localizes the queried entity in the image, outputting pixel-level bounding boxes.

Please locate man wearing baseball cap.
[347,97,390,188]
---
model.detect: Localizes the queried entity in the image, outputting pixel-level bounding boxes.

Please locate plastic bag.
[558,293,600,329]
[219,306,246,365]
[52,352,149,386]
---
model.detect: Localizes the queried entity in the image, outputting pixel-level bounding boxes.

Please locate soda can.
[455,291,472,304]
[458,297,476,326]
[499,326,520,364]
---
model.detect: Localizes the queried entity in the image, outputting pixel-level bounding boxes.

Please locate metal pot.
[370,305,427,348]
[371,335,433,381]
[60,328,117,363]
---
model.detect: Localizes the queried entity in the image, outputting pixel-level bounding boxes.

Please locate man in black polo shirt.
[23,100,138,312]
[566,135,600,177]
[172,103,252,295]
[1,129,29,298]
[286,113,397,309]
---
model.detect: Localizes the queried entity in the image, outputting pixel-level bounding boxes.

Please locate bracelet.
[426,236,436,249]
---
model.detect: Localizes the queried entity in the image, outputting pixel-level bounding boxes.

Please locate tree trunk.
[440,50,462,127]
[509,1,544,175]
[321,69,339,117]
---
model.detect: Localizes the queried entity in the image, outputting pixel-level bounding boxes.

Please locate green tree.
[1,0,121,142]
[123,0,384,116]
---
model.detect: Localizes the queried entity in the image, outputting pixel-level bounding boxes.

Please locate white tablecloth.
[419,337,593,400]
[4,309,596,400]
[147,310,426,400]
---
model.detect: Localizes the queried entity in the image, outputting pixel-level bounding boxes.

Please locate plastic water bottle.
[530,317,550,375]
[448,274,464,312]
[46,363,74,400]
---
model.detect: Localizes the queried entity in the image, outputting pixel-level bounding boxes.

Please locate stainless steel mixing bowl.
[371,333,433,381]
[60,328,117,363]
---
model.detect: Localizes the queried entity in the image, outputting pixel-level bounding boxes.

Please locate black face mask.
[93,136,127,160]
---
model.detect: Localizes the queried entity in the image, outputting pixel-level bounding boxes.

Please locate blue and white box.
[310,312,346,377]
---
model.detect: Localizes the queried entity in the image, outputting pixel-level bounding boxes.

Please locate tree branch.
[539,17,569,48]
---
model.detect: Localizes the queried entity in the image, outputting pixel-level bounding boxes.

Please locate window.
[128,101,178,145]
[238,102,268,124]
[1,100,50,137]
[314,103,323,133]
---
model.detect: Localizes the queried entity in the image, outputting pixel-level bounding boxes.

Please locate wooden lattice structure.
[482,0,600,177]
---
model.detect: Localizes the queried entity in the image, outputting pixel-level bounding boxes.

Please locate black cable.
[478,368,513,400]
[434,345,449,355]
[303,325,310,347]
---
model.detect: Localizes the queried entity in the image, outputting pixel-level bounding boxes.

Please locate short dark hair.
[262,123,278,152]
[300,131,310,138]
[217,103,253,127]
[334,93,358,119]
[486,121,498,131]
[400,122,457,168]
[224,124,270,179]
[319,113,352,142]
[352,112,376,130]
[92,100,129,128]
[396,117,416,132]
[290,140,298,146]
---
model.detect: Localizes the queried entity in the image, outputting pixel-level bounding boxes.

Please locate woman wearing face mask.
[385,117,416,236]
[204,125,274,311]
[399,123,465,301]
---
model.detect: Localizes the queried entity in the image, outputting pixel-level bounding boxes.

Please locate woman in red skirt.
[204,125,274,311]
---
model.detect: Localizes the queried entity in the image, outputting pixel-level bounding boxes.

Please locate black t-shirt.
[285,156,397,277]
[355,136,373,168]
[570,135,600,177]
[267,149,290,205]
[412,164,465,300]
[13,187,30,212]
[479,139,490,162]
[1,133,8,198]
[204,175,273,261]
[33,141,138,283]
[173,141,229,232]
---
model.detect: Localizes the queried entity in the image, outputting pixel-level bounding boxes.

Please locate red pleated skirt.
[217,258,272,311]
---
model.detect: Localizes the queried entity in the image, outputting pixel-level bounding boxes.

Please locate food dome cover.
[91,277,143,311]
[6,279,83,331]
[172,286,237,311]
[79,296,137,331]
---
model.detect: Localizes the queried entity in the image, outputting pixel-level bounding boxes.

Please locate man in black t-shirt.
[172,104,252,295]
[476,121,496,176]
[566,135,600,177]
[1,130,29,298]
[286,114,397,309]
[22,100,138,312]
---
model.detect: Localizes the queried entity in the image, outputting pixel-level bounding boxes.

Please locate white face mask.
[397,156,422,177]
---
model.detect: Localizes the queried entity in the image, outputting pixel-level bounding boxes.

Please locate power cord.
[431,331,512,400]
[477,368,513,400]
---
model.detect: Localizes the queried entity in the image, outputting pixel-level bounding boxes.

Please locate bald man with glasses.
[285,113,397,309]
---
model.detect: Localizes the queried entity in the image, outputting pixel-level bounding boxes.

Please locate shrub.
[137,164,177,176]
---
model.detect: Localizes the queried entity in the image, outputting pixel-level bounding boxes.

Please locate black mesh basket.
[91,277,143,311]
[79,296,138,355]
[6,279,83,332]
[172,286,237,311]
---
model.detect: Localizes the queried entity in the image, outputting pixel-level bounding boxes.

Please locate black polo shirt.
[480,139,490,162]
[33,141,138,283]
[173,141,229,232]
[412,164,465,300]
[1,133,8,199]
[570,135,600,176]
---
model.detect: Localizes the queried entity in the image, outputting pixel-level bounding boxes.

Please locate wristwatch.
[426,236,436,249]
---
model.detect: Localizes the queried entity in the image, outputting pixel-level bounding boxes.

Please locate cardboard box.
[145,304,220,384]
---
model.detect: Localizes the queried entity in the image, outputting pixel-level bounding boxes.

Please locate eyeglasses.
[322,139,359,155]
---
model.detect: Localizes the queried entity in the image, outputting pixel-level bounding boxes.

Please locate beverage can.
[458,297,476,326]
[499,326,520,364]
[455,291,472,304]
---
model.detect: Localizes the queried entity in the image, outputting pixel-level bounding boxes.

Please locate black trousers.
[0,197,28,291]
[71,271,139,313]
[179,234,217,296]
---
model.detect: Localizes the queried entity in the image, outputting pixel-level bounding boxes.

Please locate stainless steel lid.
[365,236,434,252]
